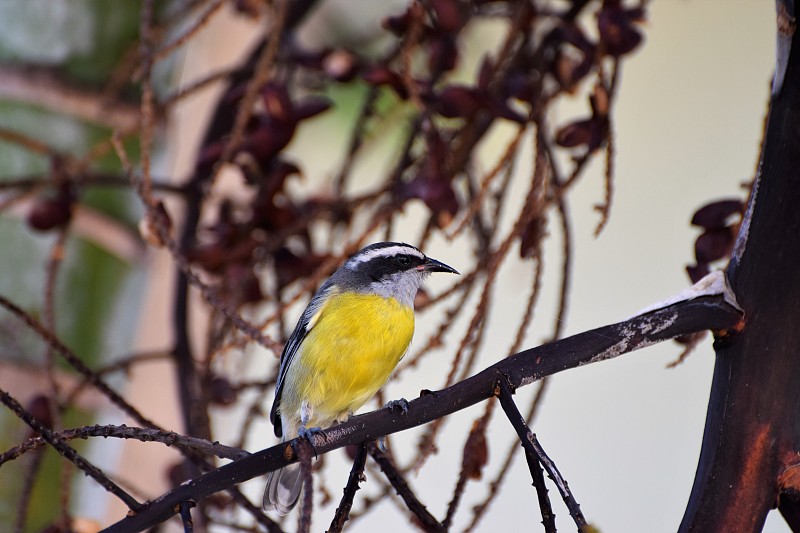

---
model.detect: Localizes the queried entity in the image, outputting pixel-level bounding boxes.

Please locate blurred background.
[0,1,779,532]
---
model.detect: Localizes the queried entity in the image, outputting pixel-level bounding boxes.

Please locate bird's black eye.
[396,255,410,266]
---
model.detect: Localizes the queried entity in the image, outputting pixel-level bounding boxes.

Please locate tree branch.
[297,440,314,533]
[0,387,142,512]
[680,3,800,532]
[101,293,741,532]
[0,294,159,429]
[0,424,249,466]
[369,443,444,533]
[178,499,195,533]
[0,66,145,131]
[327,442,369,533]
[496,376,583,532]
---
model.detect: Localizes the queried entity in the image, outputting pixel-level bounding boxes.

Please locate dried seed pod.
[362,66,409,99]
[27,197,72,232]
[694,227,736,264]
[686,263,710,284]
[520,216,547,259]
[208,375,238,406]
[555,118,595,148]
[436,85,483,118]
[400,174,459,227]
[691,199,744,229]
[428,34,459,73]
[430,0,464,33]
[597,1,644,57]
[462,419,489,480]
[27,394,54,435]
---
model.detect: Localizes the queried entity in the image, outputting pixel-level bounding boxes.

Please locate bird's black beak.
[422,256,459,275]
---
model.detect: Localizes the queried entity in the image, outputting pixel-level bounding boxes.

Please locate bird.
[263,241,458,515]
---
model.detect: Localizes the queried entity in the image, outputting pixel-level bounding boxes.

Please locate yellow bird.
[263,242,458,515]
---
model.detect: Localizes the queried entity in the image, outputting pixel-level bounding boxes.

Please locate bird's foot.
[298,425,327,445]
[377,435,388,452]
[384,398,409,415]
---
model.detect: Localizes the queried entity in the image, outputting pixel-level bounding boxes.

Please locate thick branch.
[680,3,800,532]
[102,294,740,532]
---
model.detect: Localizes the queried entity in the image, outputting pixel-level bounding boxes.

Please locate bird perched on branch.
[263,241,458,515]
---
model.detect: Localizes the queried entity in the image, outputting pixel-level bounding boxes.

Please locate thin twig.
[0,294,159,429]
[43,226,72,528]
[524,441,556,533]
[162,67,240,110]
[446,125,527,240]
[153,0,225,62]
[179,499,196,533]
[397,269,477,373]
[443,414,489,529]
[13,448,45,533]
[64,350,169,405]
[138,0,158,212]
[0,66,142,131]
[0,127,57,156]
[370,443,445,532]
[495,377,588,531]
[445,250,544,528]
[298,440,315,533]
[0,424,250,467]
[0,386,143,512]
[0,173,187,194]
[464,379,550,533]
[412,146,546,471]
[225,487,285,533]
[214,0,289,183]
[333,86,380,195]
[327,441,369,533]
[594,59,621,236]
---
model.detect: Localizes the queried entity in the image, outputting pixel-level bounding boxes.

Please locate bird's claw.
[298,425,326,444]
[384,398,409,415]
[377,435,388,452]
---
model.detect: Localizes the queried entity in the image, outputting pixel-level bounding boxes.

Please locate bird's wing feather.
[270,283,335,437]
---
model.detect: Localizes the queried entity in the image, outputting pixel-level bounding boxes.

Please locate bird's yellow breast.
[283,291,414,429]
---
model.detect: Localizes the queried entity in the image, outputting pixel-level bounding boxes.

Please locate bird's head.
[336,242,458,306]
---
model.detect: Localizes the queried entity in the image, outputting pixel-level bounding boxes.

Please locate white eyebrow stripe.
[346,245,424,268]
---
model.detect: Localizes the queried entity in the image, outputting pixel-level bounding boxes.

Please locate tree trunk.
[680,4,800,531]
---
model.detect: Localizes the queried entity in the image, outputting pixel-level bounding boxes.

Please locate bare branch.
[0,387,142,512]
[369,443,444,533]
[298,440,315,533]
[0,66,145,131]
[0,294,160,429]
[101,294,742,532]
[496,376,582,532]
[0,424,250,466]
[179,499,196,533]
[327,442,369,533]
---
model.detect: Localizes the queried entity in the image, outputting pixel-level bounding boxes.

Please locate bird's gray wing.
[270,283,335,438]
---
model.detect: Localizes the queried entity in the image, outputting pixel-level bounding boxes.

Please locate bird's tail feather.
[263,462,303,516]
